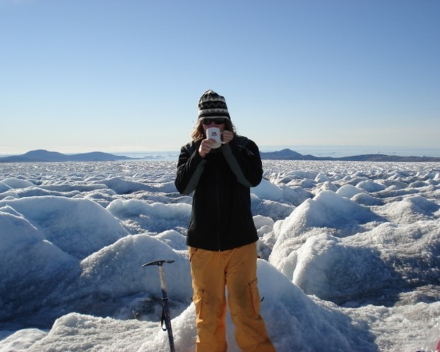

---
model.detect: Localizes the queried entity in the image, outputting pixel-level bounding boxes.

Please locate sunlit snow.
[1,160,440,352]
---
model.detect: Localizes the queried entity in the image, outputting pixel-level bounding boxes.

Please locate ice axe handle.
[142,259,175,352]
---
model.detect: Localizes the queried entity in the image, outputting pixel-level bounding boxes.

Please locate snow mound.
[272,190,380,242]
[293,233,392,302]
[0,196,128,259]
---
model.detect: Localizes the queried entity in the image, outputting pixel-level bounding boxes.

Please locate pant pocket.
[249,278,261,318]
[193,287,205,319]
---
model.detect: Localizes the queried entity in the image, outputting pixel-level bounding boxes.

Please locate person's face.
[201,118,227,134]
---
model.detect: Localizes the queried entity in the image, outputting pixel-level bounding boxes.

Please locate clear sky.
[1,0,439,155]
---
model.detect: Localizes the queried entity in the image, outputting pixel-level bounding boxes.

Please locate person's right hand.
[198,139,215,158]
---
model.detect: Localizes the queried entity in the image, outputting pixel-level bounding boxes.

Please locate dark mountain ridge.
[1,148,439,163]
[260,148,440,162]
[0,149,134,163]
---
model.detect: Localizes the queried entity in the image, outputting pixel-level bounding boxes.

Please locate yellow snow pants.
[189,242,276,352]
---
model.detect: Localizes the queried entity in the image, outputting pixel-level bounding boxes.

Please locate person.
[175,90,276,352]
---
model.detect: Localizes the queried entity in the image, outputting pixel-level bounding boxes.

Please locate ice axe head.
[142,260,175,267]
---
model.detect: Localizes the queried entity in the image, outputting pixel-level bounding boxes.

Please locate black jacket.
[175,136,263,251]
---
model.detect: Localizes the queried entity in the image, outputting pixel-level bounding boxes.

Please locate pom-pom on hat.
[198,89,230,120]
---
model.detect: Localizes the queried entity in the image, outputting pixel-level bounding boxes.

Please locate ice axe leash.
[142,260,175,352]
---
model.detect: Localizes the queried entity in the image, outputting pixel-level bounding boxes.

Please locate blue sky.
[1,0,439,155]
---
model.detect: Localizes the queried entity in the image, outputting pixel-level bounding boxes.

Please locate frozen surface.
[1,160,440,352]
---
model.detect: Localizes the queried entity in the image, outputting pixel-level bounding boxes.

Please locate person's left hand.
[222,130,234,144]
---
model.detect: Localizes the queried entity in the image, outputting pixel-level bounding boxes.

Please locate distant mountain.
[261,149,322,160]
[260,149,440,162]
[0,149,135,163]
[1,148,439,163]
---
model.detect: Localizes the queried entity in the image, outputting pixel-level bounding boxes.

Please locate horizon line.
[1,145,440,158]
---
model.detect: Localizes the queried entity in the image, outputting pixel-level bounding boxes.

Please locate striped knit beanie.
[198,90,231,120]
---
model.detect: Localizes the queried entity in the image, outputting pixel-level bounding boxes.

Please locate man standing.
[175,90,275,352]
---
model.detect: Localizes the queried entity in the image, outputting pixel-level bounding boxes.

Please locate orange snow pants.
[189,242,276,352]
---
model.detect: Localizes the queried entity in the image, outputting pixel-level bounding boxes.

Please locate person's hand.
[222,130,233,144]
[198,139,215,158]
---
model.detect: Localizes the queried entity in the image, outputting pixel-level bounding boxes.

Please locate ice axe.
[143,260,175,352]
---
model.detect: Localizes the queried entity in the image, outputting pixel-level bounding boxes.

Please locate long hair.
[191,119,236,141]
